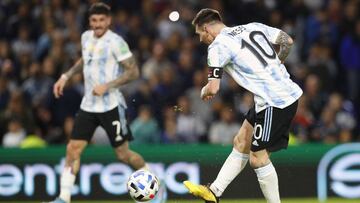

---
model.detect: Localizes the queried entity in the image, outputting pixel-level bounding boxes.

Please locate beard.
[93,27,106,37]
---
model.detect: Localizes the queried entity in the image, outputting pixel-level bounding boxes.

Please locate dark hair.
[192,8,222,27]
[88,2,111,16]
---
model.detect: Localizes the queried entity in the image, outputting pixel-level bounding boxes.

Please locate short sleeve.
[81,31,90,47]
[254,23,281,44]
[112,36,133,62]
[207,41,231,68]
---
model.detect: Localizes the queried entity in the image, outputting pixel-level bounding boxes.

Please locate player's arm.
[63,58,84,79]
[257,23,293,63]
[53,58,83,98]
[92,55,139,96]
[107,55,140,88]
[201,67,222,101]
[274,31,293,63]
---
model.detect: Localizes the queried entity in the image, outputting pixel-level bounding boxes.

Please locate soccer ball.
[127,169,159,202]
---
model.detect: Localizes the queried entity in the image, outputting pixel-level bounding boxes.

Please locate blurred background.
[0,0,359,202]
[0,0,359,146]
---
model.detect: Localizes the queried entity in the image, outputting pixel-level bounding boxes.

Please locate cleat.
[45,197,67,203]
[183,181,219,203]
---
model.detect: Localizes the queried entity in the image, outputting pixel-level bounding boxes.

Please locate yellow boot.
[183,181,219,203]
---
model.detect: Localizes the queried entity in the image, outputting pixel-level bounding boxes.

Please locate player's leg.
[249,101,298,203]
[101,106,167,203]
[50,110,98,203]
[99,106,148,169]
[58,140,88,203]
[249,106,280,203]
[184,107,255,202]
[250,150,280,203]
[209,119,253,197]
[249,106,281,203]
[114,140,148,169]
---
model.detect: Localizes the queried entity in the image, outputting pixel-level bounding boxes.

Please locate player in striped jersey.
[184,8,302,203]
[49,3,166,203]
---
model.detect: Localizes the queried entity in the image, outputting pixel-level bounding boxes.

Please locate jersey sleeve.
[254,23,281,44]
[112,36,133,62]
[80,31,90,48]
[207,41,231,68]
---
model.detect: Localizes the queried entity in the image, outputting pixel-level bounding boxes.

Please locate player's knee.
[242,121,254,134]
[233,135,249,152]
[116,153,128,163]
[116,152,128,162]
[249,155,263,168]
[115,147,130,162]
[233,129,252,153]
[249,153,269,168]
[66,142,85,159]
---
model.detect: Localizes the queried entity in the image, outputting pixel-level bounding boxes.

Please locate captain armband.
[208,67,223,79]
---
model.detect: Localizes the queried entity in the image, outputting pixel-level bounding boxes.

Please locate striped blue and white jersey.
[208,23,303,113]
[80,30,132,112]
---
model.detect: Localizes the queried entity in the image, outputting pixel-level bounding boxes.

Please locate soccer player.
[49,3,165,203]
[183,8,302,203]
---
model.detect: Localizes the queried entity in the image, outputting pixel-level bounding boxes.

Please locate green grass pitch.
[2,199,359,203]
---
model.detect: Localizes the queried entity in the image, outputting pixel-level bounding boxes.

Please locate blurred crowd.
[0,0,359,148]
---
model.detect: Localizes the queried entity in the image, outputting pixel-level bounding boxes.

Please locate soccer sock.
[59,167,76,203]
[210,148,249,197]
[255,162,280,203]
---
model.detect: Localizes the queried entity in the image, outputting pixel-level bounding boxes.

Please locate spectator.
[21,62,54,107]
[175,95,206,143]
[11,25,35,58]
[209,106,241,145]
[128,79,160,121]
[303,74,328,120]
[34,21,55,61]
[326,92,356,142]
[304,8,338,56]
[307,43,338,92]
[176,49,195,91]
[0,0,359,146]
[0,76,10,111]
[161,118,178,143]
[339,19,360,102]
[186,69,214,124]
[154,66,181,107]
[310,107,340,143]
[0,90,34,137]
[2,117,26,147]
[291,95,315,142]
[130,105,161,145]
[142,40,172,80]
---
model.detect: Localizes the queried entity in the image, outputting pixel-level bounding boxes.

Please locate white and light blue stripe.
[79,30,130,113]
[208,24,303,113]
[261,107,273,142]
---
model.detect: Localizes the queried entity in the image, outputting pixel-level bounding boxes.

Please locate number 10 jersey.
[207,23,303,113]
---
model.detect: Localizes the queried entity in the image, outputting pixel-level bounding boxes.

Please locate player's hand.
[202,95,214,101]
[53,75,67,98]
[200,85,214,101]
[92,84,109,96]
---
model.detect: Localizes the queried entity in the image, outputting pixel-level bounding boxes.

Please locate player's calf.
[249,150,270,168]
